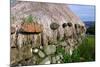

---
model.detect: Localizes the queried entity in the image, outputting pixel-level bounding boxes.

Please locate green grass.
[56,35,95,63]
[21,15,38,24]
[78,35,95,61]
[26,15,33,23]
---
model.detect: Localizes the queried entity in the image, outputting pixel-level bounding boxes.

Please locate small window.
[75,24,80,29]
[81,26,84,29]
[81,26,85,33]
[78,24,80,28]
[62,23,67,28]
[50,23,59,30]
[67,22,72,27]
[74,24,77,29]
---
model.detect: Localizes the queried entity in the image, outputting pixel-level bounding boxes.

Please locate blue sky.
[68,5,95,21]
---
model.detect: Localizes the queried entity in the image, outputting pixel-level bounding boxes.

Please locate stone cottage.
[10,1,86,66]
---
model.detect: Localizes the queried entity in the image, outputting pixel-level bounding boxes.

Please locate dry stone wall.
[10,1,86,66]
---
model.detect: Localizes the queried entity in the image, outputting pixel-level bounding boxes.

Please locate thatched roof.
[11,1,84,25]
[11,1,85,38]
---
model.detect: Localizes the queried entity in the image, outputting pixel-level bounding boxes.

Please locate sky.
[68,4,95,21]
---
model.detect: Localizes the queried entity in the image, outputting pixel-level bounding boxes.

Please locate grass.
[26,15,33,23]
[78,35,95,61]
[22,15,37,23]
[56,35,95,63]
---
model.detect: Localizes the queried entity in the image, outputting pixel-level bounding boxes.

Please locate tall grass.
[56,35,95,63]
[78,35,95,61]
